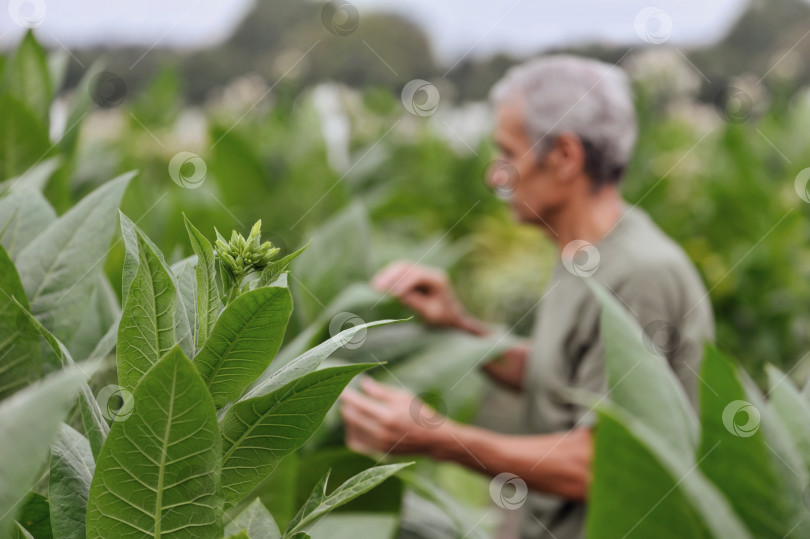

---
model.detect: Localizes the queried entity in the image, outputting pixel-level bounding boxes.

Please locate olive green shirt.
[519,204,714,539]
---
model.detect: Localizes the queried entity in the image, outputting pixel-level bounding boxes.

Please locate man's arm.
[373,261,530,390]
[340,378,591,500]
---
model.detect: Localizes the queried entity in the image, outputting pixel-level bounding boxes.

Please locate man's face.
[488,97,571,225]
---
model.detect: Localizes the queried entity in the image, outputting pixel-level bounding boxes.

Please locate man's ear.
[551,133,586,183]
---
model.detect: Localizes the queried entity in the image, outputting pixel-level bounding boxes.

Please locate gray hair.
[491,55,638,188]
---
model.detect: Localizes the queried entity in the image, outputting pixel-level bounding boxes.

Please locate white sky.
[0,0,750,63]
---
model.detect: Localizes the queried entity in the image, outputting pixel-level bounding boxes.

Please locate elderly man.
[340,55,714,539]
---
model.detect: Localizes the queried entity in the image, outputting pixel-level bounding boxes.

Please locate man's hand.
[372,261,486,334]
[339,377,447,456]
[339,378,592,500]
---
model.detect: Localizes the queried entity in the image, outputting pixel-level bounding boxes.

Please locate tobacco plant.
[0,174,410,538]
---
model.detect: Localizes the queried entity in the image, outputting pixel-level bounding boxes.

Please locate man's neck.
[553,185,624,251]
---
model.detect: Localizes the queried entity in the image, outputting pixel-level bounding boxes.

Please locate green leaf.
[16,492,51,539]
[16,173,133,345]
[13,298,109,458]
[587,280,698,463]
[766,365,810,478]
[184,216,220,349]
[120,212,192,358]
[171,256,197,356]
[586,404,751,538]
[271,283,385,368]
[303,513,396,539]
[1,31,52,125]
[697,347,809,537]
[397,469,487,539]
[284,463,413,536]
[0,95,50,181]
[224,499,280,539]
[0,186,56,260]
[67,275,120,361]
[225,531,251,539]
[258,241,311,287]
[244,319,400,401]
[0,244,40,398]
[49,424,95,539]
[14,522,35,539]
[194,286,292,407]
[220,363,373,507]
[292,203,372,324]
[0,157,61,194]
[86,347,223,538]
[0,360,100,538]
[117,215,178,394]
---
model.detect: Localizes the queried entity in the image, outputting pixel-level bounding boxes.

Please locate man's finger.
[372,261,412,291]
[359,377,406,403]
[341,388,393,418]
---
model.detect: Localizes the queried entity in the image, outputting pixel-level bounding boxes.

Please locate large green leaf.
[194,286,292,407]
[171,256,197,356]
[586,404,751,539]
[0,244,40,398]
[120,213,192,358]
[49,424,95,539]
[13,297,109,457]
[1,31,52,125]
[284,463,412,537]
[67,275,120,361]
[268,284,389,373]
[16,173,133,344]
[0,95,50,181]
[292,203,372,324]
[697,347,809,537]
[0,157,61,194]
[86,347,223,538]
[766,365,810,478]
[225,499,280,539]
[243,319,399,400]
[184,216,219,349]
[0,187,56,260]
[0,360,99,538]
[16,492,51,539]
[220,363,373,507]
[587,280,698,464]
[117,215,178,394]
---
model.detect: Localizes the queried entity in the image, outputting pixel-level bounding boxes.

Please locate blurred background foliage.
[19,0,810,379]
[3,0,810,533]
